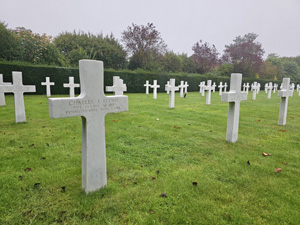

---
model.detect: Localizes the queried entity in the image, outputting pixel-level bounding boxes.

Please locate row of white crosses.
[0,63,297,194]
[222,74,293,142]
[144,80,188,102]
[0,72,36,122]
[42,75,128,98]
[144,80,160,99]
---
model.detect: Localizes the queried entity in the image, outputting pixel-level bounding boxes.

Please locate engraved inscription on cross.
[49,60,128,194]
[64,77,80,97]
[221,73,247,143]
[0,72,36,122]
[277,78,292,126]
[41,77,55,97]
[0,74,12,106]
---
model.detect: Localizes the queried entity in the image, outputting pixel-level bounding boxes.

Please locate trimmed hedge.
[0,61,289,95]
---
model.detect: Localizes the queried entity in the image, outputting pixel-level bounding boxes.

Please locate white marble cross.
[106,76,127,95]
[251,82,259,100]
[257,83,261,94]
[144,80,151,95]
[264,83,268,94]
[212,82,216,93]
[273,83,278,93]
[224,82,228,92]
[184,81,189,94]
[244,82,250,94]
[278,78,293,126]
[0,72,36,123]
[165,78,179,108]
[221,73,247,143]
[218,82,224,96]
[290,83,295,96]
[297,84,300,96]
[64,77,80,97]
[41,77,55,97]
[178,81,185,98]
[0,74,12,106]
[151,80,160,99]
[49,60,128,194]
[165,81,170,94]
[243,83,246,92]
[205,80,214,105]
[200,81,206,96]
[266,82,273,99]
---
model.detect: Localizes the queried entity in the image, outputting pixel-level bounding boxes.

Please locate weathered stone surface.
[221,73,247,143]
[49,60,128,194]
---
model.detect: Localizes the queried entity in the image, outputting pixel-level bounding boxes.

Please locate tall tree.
[0,21,19,61]
[121,23,167,70]
[191,40,219,74]
[54,31,127,69]
[223,33,264,77]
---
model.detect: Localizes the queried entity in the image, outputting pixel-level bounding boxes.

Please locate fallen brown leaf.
[24,168,31,172]
[262,152,272,156]
[113,120,119,122]
[275,168,282,173]
[283,162,287,165]
[279,130,286,132]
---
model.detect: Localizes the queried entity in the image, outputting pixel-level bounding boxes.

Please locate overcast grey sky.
[1,0,299,58]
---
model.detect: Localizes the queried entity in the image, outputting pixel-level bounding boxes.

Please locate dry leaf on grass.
[275,168,282,173]
[262,152,272,156]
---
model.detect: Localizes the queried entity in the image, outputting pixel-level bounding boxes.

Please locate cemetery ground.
[1,92,300,224]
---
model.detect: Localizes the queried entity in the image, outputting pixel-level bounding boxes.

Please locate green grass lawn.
[1,91,300,224]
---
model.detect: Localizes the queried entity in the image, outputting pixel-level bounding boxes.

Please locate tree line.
[1,21,299,80]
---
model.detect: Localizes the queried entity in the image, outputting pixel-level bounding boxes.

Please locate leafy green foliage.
[54,32,127,69]
[0,21,19,61]
[122,23,167,71]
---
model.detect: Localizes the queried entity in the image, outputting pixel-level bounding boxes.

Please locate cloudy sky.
[1,0,299,58]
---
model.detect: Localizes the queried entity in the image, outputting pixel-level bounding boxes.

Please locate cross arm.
[278,90,293,98]
[222,92,247,102]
